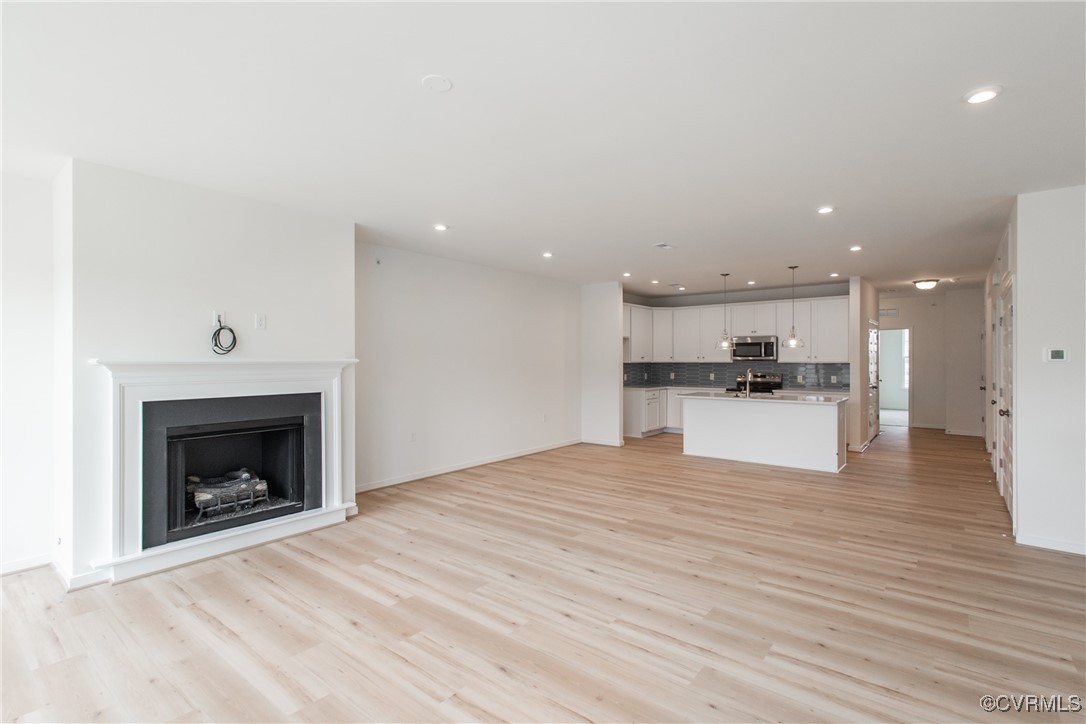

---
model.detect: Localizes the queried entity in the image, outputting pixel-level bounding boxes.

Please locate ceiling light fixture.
[716,273,733,351]
[678,286,686,291]
[433,223,448,232]
[817,206,835,214]
[913,279,939,290]
[542,252,553,258]
[622,272,631,277]
[784,266,806,350]
[849,245,862,252]
[651,280,659,284]
[747,281,756,285]
[964,85,1002,104]
[421,74,453,93]
[829,273,840,278]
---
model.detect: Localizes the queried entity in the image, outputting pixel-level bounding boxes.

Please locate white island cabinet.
[680,392,848,472]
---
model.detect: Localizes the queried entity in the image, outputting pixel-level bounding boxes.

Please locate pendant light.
[784,265,805,349]
[716,273,734,350]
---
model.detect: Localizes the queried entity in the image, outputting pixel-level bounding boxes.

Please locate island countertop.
[677,391,849,404]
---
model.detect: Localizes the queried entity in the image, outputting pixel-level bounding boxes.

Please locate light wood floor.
[3,428,1084,722]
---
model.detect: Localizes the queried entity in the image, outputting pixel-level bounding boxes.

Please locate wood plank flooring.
[3,428,1084,722]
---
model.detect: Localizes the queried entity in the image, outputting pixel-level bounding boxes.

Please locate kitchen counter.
[681,392,848,472]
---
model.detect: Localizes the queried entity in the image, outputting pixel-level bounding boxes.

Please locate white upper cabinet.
[629,305,653,362]
[699,306,732,362]
[672,308,702,362]
[729,302,778,337]
[673,306,731,362]
[651,308,674,362]
[811,298,849,362]
[776,300,813,362]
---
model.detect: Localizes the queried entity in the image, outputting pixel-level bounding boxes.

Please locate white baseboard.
[1015,534,1086,556]
[579,437,623,447]
[0,553,53,577]
[65,568,112,591]
[355,439,583,493]
[945,429,983,437]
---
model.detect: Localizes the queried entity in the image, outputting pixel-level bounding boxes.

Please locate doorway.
[878,329,910,427]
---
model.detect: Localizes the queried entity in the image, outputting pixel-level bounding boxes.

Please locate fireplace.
[143,393,323,549]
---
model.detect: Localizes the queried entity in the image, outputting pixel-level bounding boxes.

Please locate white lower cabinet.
[623,388,666,437]
[666,388,684,429]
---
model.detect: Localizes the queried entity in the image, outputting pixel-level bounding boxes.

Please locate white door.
[867,326,880,441]
[998,281,1015,531]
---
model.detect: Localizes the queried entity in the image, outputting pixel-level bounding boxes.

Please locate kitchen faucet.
[746,368,752,398]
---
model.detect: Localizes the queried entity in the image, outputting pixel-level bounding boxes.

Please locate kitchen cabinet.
[773,297,847,363]
[666,388,684,429]
[811,298,849,362]
[651,308,674,361]
[729,302,778,337]
[673,306,731,362]
[627,305,653,362]
[623,388,665,437]
[776,300,812,363]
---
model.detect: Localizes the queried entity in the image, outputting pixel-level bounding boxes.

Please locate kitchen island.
[679,391,849,472]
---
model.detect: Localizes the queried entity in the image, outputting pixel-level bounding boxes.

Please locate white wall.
[1,175,56,573]
[57,160,356,584]
[944,288,985,436]
[877,294,947,429]
[581,282,623,446]
[354,240,582,490]
[1013,185,1085,554]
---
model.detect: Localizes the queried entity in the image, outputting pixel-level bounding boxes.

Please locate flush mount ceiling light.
[784,265,806,349]
[829,273,840,278]
[717,273,734,351]
[651,280,659,284]
[747,280,756,285]
[849,245,862,252]
[964,85,1002,104]
[542,252,553,258]
[421,74,453,92]
[433,223,448,232]
[622,272,631,277]
[914,279,939,290]
[817,206,835,214]
[678,286,686,291]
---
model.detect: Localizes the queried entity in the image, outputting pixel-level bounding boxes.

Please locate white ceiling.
[4,2,1083,297]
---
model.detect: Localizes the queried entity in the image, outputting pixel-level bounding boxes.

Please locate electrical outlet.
[643,373,648,380]
[831,375,838,383]
[669,372,675,380]
[254,313,267,329]
[624,373,628,382]
[211,310,223,326]
[797,374,805,384]
[709,373,715,380]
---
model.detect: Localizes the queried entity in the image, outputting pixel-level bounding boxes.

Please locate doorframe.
[996,274,1016,533]
[877,326,912,428]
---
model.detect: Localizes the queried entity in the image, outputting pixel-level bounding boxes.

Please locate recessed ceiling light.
[747,281,756,285]
[849,245,862,252]
[964,85,1002,104]
[678,286,686,291]
[651,280,659,284]
[433,223,448,232]
[914,279,939,290]
[829,273,840,278]
[622,272,631,277]
[542,252,552,258]
[817,206,835,214]
[421,74,453,93]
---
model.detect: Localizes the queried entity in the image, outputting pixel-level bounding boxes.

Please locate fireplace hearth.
[143,393,323,548]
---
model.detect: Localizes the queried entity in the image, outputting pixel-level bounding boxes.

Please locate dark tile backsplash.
[624,361,850,389]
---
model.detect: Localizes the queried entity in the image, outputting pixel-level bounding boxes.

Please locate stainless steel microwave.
[731,335,778,361]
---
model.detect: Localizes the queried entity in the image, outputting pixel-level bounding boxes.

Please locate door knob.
[991,400,997,405]
[998,408,1010,417]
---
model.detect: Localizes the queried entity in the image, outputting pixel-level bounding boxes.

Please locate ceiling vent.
[653,243,675,250]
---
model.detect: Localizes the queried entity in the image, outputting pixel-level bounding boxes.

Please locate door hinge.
[999,458,1004,468]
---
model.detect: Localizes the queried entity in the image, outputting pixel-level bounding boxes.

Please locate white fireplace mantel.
[91,358,357,583]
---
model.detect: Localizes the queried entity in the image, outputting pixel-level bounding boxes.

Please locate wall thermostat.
[1045,348,1067,361]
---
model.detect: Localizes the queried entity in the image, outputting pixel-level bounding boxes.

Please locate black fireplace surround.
[142,393,323,548]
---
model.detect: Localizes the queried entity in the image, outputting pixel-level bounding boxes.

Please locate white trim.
[0,554,53,577]
[92,359,356,582]
[1015,534,1086,556]
[580,437,624,447]
[355,440,582,492]
[945,429,983,437]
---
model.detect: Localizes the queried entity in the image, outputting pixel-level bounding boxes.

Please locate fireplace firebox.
[143,393,322,548]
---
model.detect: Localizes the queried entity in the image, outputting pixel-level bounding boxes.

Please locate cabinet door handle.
[998,408,1010,417]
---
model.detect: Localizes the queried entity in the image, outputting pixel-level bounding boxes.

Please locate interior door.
[867,326,880,440]
[998,281,1015,531]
